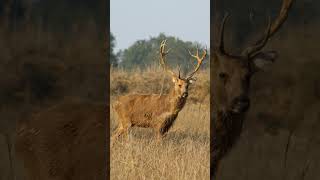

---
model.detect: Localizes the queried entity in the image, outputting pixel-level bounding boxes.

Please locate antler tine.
[269,0,293,38]
[187,47,207,79]
[201,47,207,59]
[243,0,293,57]
[242,16,271,57]
[159,39,176,77]
[219,13,230,55]
[160,40,171,55]
[195,45,199,57]
[188,49,197,59]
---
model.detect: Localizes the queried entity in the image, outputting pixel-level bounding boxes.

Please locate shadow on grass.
[128,128,209,145]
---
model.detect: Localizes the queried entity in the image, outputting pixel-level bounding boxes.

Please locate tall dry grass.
[110,66,210,180]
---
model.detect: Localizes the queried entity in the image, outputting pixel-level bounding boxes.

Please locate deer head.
[159,40,207,99]
[212,0,293,114]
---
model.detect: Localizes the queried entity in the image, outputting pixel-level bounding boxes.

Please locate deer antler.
[159,40,177,77]
[242,0,294,57]
[242,16,272,57]
[219,13,231,56]
[187,46,207,79]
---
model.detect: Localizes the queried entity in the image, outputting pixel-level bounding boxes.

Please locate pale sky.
[111,0,210,52]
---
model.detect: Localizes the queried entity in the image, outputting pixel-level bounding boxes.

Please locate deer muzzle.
[182,92,188,98]
[231,96,250,113]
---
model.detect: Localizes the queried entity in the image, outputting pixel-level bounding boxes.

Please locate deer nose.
[232,96,250,113]
[182,92,188,98]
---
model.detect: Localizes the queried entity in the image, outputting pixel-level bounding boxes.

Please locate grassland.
[110,67,210,180]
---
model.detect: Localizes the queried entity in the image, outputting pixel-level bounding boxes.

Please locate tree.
[110,32,118,66]
[120,33,209,74]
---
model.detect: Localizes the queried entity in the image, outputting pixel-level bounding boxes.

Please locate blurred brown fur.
[15,100,106,180]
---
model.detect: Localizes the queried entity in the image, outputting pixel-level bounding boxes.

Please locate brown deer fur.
[15,100,106,180]
[211,0,293,178]
[113,77,190,139]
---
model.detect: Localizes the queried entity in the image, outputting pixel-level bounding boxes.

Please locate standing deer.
[112,40,207,140]
[211,0,293,178]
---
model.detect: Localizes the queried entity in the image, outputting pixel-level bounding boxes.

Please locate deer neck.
[168,88,188,115]
[211,101,246,173]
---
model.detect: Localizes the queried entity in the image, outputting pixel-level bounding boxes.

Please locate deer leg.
[157,123,170,141]
[111,122,132,141]
[157,128,169,138]
[156,131,168,143]
[122,123,133,141]
[111,126,125,140]
[157,114,176,140]
[111,126,126,146]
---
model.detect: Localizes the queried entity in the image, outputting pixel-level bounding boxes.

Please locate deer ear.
[251,50,278,71]
[172,76,178,83]
[188,79,195,84]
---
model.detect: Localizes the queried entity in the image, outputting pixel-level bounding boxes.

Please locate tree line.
[110,33,209,73]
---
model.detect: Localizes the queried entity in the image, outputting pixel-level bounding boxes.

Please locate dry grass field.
[110,66,210,180]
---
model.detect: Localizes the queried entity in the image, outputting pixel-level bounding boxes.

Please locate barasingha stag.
[112,40,207,140]
[211,0,293,178]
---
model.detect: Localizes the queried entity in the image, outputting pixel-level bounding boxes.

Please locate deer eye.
[219,72,228,79]
[178,84,182,87]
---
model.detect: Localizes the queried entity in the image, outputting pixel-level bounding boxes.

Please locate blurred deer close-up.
[112,40,207,141]
[211,0,293,178]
